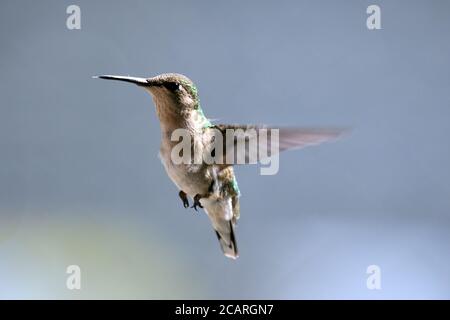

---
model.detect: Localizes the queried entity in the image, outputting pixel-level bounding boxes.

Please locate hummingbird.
[94,73,344,259]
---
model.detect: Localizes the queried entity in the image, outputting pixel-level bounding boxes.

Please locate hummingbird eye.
[163,82,181,92]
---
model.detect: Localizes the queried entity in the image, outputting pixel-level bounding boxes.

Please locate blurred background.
[1,0,450,299]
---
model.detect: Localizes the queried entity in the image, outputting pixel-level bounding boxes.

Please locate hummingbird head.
[145,73,200,111]
[95,73,210,129]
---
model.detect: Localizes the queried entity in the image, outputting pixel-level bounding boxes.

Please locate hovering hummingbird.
[95,73,344,259]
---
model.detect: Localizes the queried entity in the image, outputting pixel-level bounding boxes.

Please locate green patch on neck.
[197,107,213,128]
[180,79,212,128]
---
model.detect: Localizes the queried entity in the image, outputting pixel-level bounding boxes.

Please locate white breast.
[159,146,210,197]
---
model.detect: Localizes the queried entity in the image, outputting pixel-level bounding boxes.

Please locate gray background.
[1,0,450,299]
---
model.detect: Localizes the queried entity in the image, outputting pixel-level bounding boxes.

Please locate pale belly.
[159,150,211,197]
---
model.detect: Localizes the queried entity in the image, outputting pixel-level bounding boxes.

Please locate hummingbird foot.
[178,190,189,208]
[191,194,205,211]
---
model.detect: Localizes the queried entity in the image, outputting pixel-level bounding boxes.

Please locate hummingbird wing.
[209,124,347,165]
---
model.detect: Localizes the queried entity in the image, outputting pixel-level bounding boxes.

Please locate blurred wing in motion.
[209,124,347,165]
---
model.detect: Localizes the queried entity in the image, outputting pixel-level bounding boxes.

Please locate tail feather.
[203,197,239,259]
[214,221,238,259]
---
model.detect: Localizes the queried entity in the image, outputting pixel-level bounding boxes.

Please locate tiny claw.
[191,194,204,211]
[178,191,189,209]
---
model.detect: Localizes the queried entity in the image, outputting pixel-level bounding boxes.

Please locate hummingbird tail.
[204,197,239,259]
[214,221,238,260]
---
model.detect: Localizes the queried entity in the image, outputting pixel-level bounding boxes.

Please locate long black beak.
[93,75,151,86]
